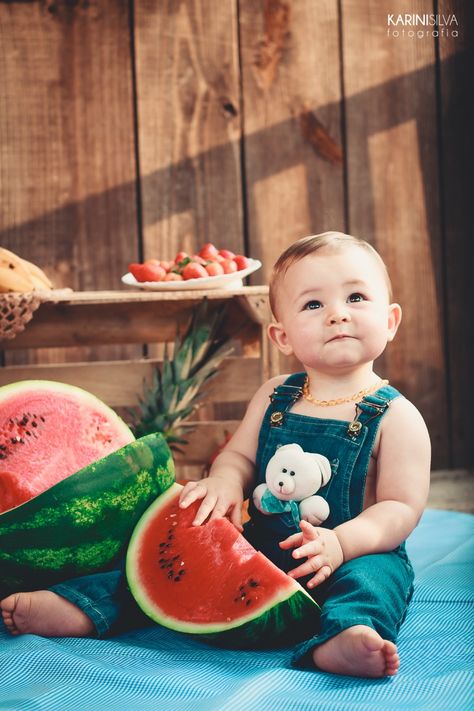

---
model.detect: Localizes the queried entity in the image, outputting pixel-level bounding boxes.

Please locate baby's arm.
[334,396,431,561]
[179,375,287,530]
[281,397,430,587]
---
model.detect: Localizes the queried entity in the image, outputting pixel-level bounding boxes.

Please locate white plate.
[121,259,262,291]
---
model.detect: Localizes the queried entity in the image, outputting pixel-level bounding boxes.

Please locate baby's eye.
[303,300,322,310]
[347,292,365,303]
[289,471,295,477]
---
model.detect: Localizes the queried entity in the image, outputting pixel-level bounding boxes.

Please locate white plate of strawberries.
[122,244,262,291]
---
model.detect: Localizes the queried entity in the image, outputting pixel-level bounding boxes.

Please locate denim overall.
[243,372,414,666]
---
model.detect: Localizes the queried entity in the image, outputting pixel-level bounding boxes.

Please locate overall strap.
[346,384,401,437]
[267,372,305,426]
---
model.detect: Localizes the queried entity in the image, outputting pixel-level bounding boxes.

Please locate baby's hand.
[279,520,344,589]
[179,477,244,531]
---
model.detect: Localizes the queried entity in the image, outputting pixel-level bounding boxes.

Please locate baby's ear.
[387,303,402,341]
[267,321,294,356]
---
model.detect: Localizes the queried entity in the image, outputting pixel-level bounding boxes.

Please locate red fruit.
[144,259,161,267]
[128,263,148,282]
[199,243,219,259]
[205,261,224,277]
[140,263,167,282]
[218,249,235,259]
[182,262,209,280]
[233,255,251,271]
[174,251,188,264]
[191,254,208,265]
[221,258,238,274]
[163,272,183,282]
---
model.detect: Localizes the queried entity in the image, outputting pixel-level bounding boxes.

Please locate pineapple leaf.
[130,298,233,448]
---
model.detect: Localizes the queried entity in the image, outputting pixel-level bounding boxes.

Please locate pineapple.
[130,299,234,450]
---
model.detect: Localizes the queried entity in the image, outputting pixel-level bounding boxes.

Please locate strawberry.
[163,272,183,281]
[199,243,219,259]
[174,251,189,264]
[140,263,167,281]
[233,255,251,271]
[205,261,224,277]
[182,262,208,280]
[221,258,238,274]
[218,249,235,259]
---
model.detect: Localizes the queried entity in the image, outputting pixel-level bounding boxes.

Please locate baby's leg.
[1,591,94,637]
[293,549,414,677]
[1,569,127,638]
[312,625,399,677]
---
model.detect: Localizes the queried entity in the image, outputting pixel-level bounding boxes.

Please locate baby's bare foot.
[313,625,400,677]
[0,591,95,638]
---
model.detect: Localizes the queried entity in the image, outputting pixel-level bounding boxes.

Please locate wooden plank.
[134,0,244,260]
[0,0,139,365]
[1,289,268,349]
[342,0,449,467]
[173,420,240,464]
[0,357,261,408]
[239,0,345,284]
[438,1,474,467]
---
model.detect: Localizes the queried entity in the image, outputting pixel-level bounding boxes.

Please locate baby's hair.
[269,231,393,317]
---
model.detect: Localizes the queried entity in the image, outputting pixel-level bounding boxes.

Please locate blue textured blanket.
[1,509,473,711]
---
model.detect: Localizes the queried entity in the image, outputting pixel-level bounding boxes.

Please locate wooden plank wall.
[0,0,472,470]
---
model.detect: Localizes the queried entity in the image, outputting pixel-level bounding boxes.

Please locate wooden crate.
[0,286,275,479]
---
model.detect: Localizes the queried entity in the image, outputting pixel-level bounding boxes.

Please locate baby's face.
[271,246,399,374]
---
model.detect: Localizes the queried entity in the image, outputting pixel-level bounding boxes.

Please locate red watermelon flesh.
[127,483,320,648]
[0,380,134,513]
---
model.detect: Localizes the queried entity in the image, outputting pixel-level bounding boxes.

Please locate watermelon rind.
[0,433,175,597]
[126,483,321,649]
[0,379,133,441]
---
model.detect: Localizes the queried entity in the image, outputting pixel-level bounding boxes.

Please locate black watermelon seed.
[174,577,181,582]
[249,580,259,587]
[246,599,252,606]
[167,571,174,578]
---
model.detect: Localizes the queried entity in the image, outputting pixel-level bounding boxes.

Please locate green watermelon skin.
[127,484,321,650]
[0,433,175,597]
[201,584,320,649]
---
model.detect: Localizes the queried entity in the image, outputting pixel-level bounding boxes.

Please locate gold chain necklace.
[302,376,389,407]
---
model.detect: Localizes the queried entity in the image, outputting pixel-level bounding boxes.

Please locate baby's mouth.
[327,334,353,343]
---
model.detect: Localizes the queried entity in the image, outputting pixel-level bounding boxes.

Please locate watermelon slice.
[0,380,134,513]
[126,484,321,649]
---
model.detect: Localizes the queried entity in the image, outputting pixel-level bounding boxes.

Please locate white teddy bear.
[252,443,332,528]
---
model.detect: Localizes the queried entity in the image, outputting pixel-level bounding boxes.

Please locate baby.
[1,232,431,678]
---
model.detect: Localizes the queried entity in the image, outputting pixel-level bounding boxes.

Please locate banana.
[0,264,35,293]
[19,257,53,290]
[0,247,53,292]
[0,247,33,285]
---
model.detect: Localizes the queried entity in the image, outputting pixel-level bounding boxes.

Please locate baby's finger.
[191,494,218,526]
[279,532,303,549]
[287,555,324,579]
[229,503,244,532]
[208,498,232,523]
[299,520,321,539]
[179,482,205,508]
[292,541,321,560]
[306,565,332,589]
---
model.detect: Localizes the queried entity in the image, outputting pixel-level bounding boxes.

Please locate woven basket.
[0,292,43,340]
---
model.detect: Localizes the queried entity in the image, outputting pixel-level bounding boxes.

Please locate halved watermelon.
[0,433,175,597]
[126,484,321,649]
[0,380,134,513]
